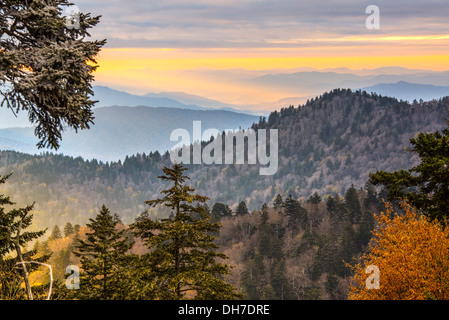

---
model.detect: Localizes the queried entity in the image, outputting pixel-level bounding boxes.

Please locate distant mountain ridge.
[92,86,207,110]
[92,86,257,115]
[247,70,449,100]
[0,85,258,129]
[143,91,236,111]
[1,89,449,228]
[361,81,449,102]
[0,105,259,161]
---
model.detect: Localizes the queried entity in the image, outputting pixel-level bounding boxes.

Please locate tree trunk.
[14,221,33,300]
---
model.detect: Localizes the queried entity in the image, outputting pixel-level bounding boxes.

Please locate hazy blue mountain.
[248,70,449,96]
[92,86,257,115]
[0,134,35,151]
[361,81,449,102]
[92,86,206,110]
[2,89,449,228]
[144,91,237,111]
[355,67,434,75]
[0,85,255,129]
[0,106,259,161]
[0,85,207,129]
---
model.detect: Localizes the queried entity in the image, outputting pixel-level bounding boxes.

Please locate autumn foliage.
[348,201,449,300]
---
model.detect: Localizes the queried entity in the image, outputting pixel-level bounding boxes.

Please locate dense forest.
[1,88,449,300]
[32,181,383,300]
[1,89,448,230]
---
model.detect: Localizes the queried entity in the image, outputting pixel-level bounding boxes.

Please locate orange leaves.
[348,201,449,300]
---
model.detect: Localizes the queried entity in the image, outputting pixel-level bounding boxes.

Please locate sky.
[73,0,449,110]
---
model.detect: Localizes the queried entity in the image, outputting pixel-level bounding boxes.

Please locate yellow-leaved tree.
[348,201,449,300]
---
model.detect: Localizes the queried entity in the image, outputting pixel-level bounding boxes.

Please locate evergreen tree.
[257,204,271,257]
[369,122,449,221]
[210,202,232,222]
[270,258,294,299]
[240,253,265,299]
[54,248,72,281]
[337,224,357,277]
[63,222,74,237]
[325,274,340,299]
[308,192,322,204]
[326,195,347,222]
[0,173,48,300]
[236,201,249,216]
[72,205,135,300]
[310,236,339,280]
[273,194,284,210]
[284,195,308,231]
[0,0,106,149]
[49,225,62,240]
[261,202,269,213]
[131,164,242,300]
[40,241,52,256]
[363,183,380,211]
[356,210,375,251]
[260,204,269,225]
[326,195,338,218]
[345,185,362,224]
[258,207,282,259]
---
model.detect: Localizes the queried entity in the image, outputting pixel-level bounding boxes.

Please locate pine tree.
[63,222,74,237]
[257,205,283,259]
[54,248,72,281]
[210,202,232,222]
[337,224,357,277]
[0,173,48,300]
[259,205,270,249]
[363,183,380,211]
[40,241,52,255]
[49,225,62,240]
[345,185,362,224]
[270,258,294,299]
[0,0,106,149]
[308,192,322,204]
[284,195,308,231]
[241,253,265,299]
[356,210,375,251]
[273,194,284,210]
[72,205,135,300]
[326,194,346,222]
[324,274,340,299]
[369,122,449,221]
[131,164,242,300]
[235,201,249,216]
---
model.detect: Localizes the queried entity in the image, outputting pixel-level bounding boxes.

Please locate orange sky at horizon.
[92,36,449,110]
[96,45,449,73]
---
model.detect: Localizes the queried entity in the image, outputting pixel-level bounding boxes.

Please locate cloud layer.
[74,0,449,48]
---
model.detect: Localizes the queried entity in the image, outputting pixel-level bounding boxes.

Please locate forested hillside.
[0,106,259,161]
[2,0,448,303]
[35,184,383,300]
[1,89,448,230]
